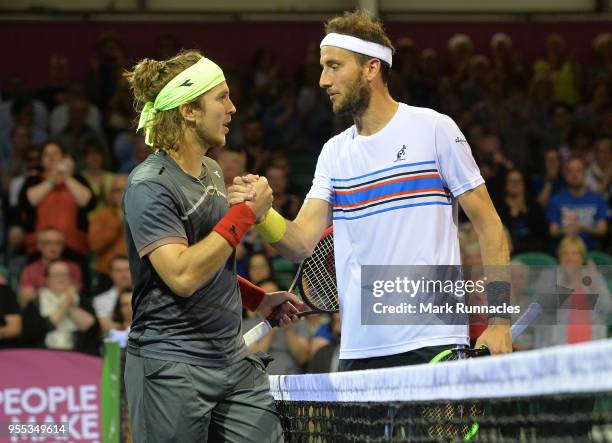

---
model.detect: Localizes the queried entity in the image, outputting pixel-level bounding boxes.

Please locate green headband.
[137,57,226,146]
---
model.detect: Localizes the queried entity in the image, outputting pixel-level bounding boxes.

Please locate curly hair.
[124,50,203,153]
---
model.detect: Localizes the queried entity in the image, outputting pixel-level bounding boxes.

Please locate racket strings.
[423,349,484,440]
[301,234,338,312]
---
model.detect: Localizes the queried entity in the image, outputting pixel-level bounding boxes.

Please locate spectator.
[0,275,22,348]
[265,162,302,219]
[547,157,609,250]
[534,148,565,208]
[527,72,555,135]
[217,149,247,190]
[497,169,548,254]
[18,140,95,257]
[240,118,270,174]
[0,96,47,148]
[534,34,581,106]
[48,84,103,135]
[0,75,48,138]
[6,146,41,259]
[106,76,134,136]
[88,31,126,107]
[81,140,116,218]
[490,32,528,88]
[458,54,491,109]
[540,101,573,155]
[105,289,133,349]
[36,55,71,111]
[589,32,612,85]
[0,123,32,180]
[52,97,109,169]
[112,289,133,330]
[21,259,97,351]
[93,256,131,333]
[113,133,150,174]
[308,313,341,373]
[246,253,273,285]
[447,33,474,90]
[88,174,128,280]
[586,137,611,199]
[19,228,83,308]
[533,235,610,348]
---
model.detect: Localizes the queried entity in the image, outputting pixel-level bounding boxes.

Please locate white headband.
[320,32,393,67]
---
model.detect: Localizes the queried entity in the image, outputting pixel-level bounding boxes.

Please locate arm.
[579,219,607,237]
[0,314,22,341]
[64,176,93,208]
[459,184,510,267]
[537,180,554,208]
[47,296,74,326]
[459,184,512,354]
[149,233,237,298]
[26,178,55,207]
[19,286,38,310]
[264,198,332,262]
[69,305,96,331]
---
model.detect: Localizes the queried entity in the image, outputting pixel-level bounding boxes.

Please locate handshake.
[227,174,273,222]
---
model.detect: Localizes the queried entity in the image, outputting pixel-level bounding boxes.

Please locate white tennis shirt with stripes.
[306,103,485,360]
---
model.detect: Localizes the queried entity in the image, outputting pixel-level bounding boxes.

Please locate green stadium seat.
[512,252,557,266]
[586,251,612,266]
[272,258,297,291]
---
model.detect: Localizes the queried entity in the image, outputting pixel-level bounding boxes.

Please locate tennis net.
[269,340,612,442]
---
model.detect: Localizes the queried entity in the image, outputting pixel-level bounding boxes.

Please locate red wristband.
[237,275,265,311]
[213,203,256,248]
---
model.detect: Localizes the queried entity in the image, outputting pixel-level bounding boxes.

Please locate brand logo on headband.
[179,79,194,87]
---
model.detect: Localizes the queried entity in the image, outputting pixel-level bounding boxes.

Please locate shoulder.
[125,154,175,197]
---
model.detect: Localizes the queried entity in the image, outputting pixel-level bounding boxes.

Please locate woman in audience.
[497,169,548,254]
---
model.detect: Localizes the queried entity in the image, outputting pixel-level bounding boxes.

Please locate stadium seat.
[586,251,612,266]
[512,252,557,266]
[272,257,296,290]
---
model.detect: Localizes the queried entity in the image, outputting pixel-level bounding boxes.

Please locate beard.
[334,75,371,117]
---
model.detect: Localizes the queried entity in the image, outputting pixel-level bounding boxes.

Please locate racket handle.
[510,302,542,341]
[243,321,272,348]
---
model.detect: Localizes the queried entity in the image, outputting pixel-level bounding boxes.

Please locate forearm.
[70,307,96,331]
[26,180,54,206]
[581,221,607,236]
[476,219,510,267]
[48,301,72,326]
[0,315,22,340]
[272,219,318,263]
[269,200,331,262]
[64,177,92,207]
[537,182,553,207]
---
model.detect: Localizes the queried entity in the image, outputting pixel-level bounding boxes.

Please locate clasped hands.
[228,174,272,221]
[228,174,303,324]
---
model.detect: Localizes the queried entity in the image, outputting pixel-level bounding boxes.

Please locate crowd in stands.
[0,28,610,374]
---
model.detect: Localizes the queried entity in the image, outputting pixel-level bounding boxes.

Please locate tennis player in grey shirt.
[122,50,300,442]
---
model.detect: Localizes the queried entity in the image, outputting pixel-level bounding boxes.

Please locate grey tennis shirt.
[123,151,247,367]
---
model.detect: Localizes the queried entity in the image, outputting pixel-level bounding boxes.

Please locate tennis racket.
[423,302,543,441]
[243,226,337,348]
